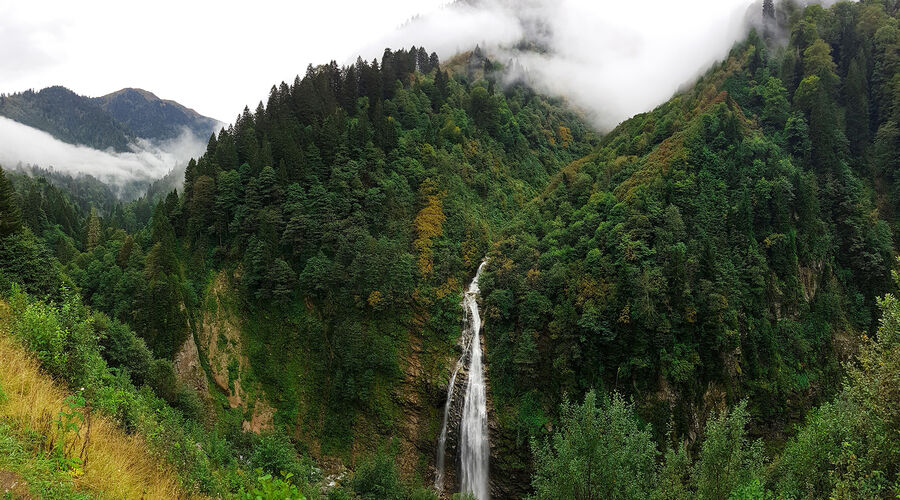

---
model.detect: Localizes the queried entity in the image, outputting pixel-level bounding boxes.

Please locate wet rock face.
[436,328,531,499]
[434,270,533,500]
[435,347,471,498]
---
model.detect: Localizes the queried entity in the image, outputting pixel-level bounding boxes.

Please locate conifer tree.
[0,166,21,238]
[844,52,870,154]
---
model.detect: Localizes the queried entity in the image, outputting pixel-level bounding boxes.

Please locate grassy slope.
[0,302,188,499]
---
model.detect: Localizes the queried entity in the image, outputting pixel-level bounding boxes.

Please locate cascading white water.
[459,261,489,499]
[434,261,489,499]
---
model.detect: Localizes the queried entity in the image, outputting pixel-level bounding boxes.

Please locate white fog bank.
[361,0,833,130]
[0,116,206,186]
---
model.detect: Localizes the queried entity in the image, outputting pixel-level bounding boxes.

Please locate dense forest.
[0,0,899,498]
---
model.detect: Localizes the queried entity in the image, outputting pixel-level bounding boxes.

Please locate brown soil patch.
[0,470,31,499]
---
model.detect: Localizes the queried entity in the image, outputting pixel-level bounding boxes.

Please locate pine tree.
[844,52,870,155]
[86,207,101,250]
[0,166,21,237]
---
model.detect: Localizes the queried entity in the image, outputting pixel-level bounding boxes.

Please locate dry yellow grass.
[0,302,188,499]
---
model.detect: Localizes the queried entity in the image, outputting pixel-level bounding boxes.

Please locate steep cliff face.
[175,271,274,433]
[174,269,453,481]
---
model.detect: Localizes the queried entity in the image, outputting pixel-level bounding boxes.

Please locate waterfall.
[435,261,489,499]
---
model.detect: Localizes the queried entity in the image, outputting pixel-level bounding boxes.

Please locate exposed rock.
[195,270,273,433]
[799,260,824,303]
[173,332,209,397]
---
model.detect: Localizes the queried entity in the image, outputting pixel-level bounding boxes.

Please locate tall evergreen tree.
[844,52,870,155]
[0,166,21,237]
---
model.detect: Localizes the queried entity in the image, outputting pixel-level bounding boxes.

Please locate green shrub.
[250,432,308,483]
[350,447,404,500]
[95,317,153,386]
[148,358,178,402]
[239,471,306,500]
[172,385,205,422]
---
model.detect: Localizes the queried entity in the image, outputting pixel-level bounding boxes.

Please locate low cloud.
[0,116,206,190]
[359,0,793,130]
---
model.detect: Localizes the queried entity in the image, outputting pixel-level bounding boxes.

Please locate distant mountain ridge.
[93,88,221,143]
[0,86,133,152]
[0,85,222,152]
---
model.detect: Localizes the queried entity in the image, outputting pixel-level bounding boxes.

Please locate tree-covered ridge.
[93,87,221,142]
[0,85,221,152]
[0,1,898,497]
[0,86,134,152]
[480,0,899,455]
[529,265,900,498]
[174,44,596,451]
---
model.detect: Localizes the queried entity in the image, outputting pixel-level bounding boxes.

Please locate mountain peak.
[100,87,160,102]
[94,88,221,141]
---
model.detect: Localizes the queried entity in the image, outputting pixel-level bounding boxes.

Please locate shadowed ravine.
[435,261,490,499]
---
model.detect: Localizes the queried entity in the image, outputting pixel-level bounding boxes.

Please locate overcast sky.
[0,0,449,123]
[0,0,783,129]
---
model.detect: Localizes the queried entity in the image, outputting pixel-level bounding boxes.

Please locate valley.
[0,1,899,499]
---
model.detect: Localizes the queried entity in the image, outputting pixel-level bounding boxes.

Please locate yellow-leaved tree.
[413,178,445,277]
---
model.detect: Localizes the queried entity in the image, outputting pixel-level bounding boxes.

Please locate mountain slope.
[0,86,221,152]
[93,88,221,142]
[0,301,184,499]
[480,0,899,478]
[0,1,899,497]
[0,86,133,152]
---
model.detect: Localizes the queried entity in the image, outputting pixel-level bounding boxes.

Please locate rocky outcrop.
[174,331,209,397]
[191,270,274,433]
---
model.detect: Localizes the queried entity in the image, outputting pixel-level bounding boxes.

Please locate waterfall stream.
[435,261,489,499]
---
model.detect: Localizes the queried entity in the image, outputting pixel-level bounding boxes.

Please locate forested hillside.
[0,85,220,152]
[93,88,221,142]
[0,86,134,152]
[0,1,899,498]
[0,44,597,497]
[481,0,900,496]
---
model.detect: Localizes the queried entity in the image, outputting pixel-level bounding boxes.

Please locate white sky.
[0,0,795,130]
[0,0,450,123]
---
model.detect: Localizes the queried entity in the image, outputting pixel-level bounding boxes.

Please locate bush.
[239,471,305,500]
[148,358,178,402]
[350,447,404,500]
[172,385,205,422]
[96,317,153,386]
[250,433,308,483]
[10,284,101,385]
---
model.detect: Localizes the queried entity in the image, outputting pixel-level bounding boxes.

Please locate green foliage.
[5,285,264,496]
[529,391,657,499]
[250,433,310,483]
[0,166,22,238]
[772,264,900,498]
[0,420,93,500]
[47,393,88,474]
[0,3,899,497]
[10,284,101,384]
[692,401,765,500]
[237,471,307,500]
[350,446,405,500]
[481,5,899,477]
